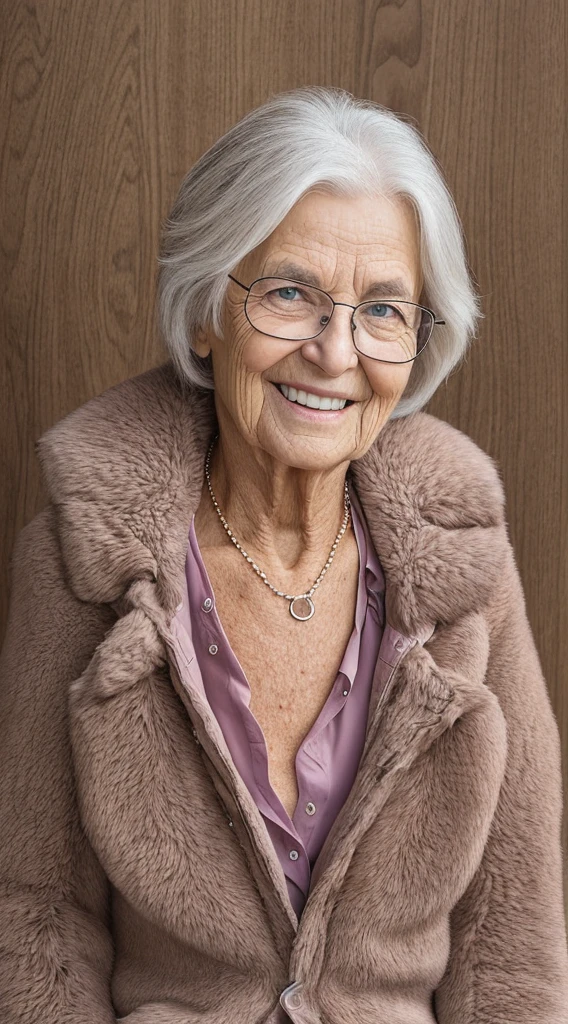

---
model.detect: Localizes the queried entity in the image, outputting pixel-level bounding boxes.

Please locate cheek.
[213,316,261,399]
[215,321,284,431]
[356,364,412,441]
[366,362,413,406]
[240,332,294,375]
[222,302,290,376]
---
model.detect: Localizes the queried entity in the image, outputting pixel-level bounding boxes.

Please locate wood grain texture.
[1,0,566,904]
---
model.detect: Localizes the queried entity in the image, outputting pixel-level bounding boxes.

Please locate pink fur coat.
[1,361,566,1023]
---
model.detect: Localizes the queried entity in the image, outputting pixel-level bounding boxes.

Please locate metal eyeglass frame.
[227,274,446,364]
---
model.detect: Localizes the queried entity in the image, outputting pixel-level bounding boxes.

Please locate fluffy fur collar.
[35,361,508,638]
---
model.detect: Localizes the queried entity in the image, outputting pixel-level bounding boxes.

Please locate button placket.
[201,593,219,655]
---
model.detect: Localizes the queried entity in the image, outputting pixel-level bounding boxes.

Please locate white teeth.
[277,383,348,411]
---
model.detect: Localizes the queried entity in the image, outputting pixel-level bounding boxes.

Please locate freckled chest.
[196,531,360,818]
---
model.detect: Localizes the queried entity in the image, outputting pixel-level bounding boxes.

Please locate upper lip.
[271,381,356,401]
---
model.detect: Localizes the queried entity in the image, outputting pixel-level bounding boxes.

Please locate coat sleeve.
[0,506,119,1023]
[434,529,568,1023]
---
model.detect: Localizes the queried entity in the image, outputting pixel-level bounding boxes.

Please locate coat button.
[289,849,299,861]
[202,597,213,612]
[208,643,218,655]
[395,638,405,651]
[280,981,304,1011]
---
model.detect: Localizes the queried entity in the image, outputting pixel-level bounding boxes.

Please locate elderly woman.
[1,87,567,1024]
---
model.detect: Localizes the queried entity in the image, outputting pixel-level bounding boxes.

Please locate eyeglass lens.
[245,278,433,362]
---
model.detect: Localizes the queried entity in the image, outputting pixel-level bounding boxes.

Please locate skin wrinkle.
[262,259,414,302]
[193,191,420,579]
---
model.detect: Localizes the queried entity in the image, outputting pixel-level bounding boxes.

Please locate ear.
[193,325,212,358]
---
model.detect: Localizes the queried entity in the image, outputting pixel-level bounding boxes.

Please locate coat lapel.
[291,608,507,985]
[36,361,509,961]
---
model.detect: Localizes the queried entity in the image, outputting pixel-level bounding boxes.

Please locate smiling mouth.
[272,382,354,410]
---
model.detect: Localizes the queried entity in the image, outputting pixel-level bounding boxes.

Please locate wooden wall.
[1,0,566,903]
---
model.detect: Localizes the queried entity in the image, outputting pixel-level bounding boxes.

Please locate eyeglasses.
[228,274,445,364]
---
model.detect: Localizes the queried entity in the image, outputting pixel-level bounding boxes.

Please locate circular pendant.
[289,595,315,621]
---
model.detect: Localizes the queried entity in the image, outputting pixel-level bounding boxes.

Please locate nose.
[298,303,359,376]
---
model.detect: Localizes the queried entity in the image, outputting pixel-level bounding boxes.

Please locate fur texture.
[0,361,566,1023]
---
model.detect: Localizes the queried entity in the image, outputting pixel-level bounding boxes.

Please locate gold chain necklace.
[204,434,351,621]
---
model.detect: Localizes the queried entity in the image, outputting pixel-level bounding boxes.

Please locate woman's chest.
[198,542,360,811]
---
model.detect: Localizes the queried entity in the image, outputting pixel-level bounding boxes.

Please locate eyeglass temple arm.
[228,274,247,290]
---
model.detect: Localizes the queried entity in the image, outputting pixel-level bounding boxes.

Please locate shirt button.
[208,643,218,655]
[202,597,213,612]
[305,802,316,815]
[342,689,349,696]
[289,849,299,861]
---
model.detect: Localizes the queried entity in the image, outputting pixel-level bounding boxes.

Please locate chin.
[256,428,357,470]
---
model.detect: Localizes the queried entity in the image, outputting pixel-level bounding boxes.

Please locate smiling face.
[194,189,422,471]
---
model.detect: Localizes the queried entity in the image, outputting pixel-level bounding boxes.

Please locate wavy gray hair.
[156,86,481,419]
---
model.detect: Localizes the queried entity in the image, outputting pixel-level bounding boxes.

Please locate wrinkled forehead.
[236,191,422,297]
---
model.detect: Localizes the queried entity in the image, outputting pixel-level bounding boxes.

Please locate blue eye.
[276,287,300,301]
[368,303,396,318]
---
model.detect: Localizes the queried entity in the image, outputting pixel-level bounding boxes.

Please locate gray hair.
[156,86,481,418]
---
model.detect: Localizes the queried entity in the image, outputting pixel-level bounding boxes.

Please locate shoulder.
[356,410,507,531]
[29,363,216,607]
[351,412,510,635]
[3,505,116,676]
[35,362,196,467]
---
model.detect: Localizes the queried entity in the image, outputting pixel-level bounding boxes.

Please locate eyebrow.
[265,261,414,301]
